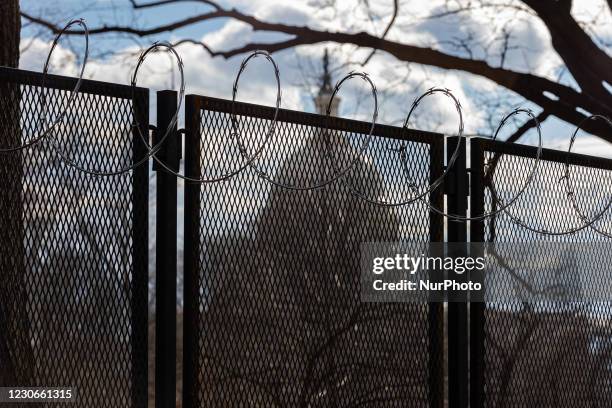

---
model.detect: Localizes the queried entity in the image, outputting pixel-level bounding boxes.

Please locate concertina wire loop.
[59,41,186,176]
[560,114,612,237]
[2,19,612,236]
[399,107,544,222]
[0,18,89,153]
[236,70,379,191]
[345,87,465,207]
[468,112,612,236]
[148,50,282,184]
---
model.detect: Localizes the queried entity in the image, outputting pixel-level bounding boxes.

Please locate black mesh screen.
[0,68,149,407]
[183,97,444,407]
[474,142,612,407]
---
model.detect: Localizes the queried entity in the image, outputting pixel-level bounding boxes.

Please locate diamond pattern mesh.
[185,97,444,407]
[477,147,612,407]
[0,68,149,407]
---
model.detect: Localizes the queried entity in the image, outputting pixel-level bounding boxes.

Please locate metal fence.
[0,67,149,407]
[182,96,445,408]
[470,138,612,408]
[2,65,612,408]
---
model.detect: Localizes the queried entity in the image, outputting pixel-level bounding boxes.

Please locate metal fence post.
[182,95,201,408]
[131,86,150,408]
[429,138,445,408]
[470,138,486,408]
[155,90,180,408]
[445,136,468,408]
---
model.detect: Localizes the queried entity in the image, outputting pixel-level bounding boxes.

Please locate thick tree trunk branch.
[0,1,20,67]
[521,0,612,109]
[0,0,32,389]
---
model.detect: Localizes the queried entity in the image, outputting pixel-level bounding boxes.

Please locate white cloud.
[20,37,81,76]
[19,0,612,147]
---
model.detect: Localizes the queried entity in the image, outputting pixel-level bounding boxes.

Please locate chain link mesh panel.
[0,68,149,407]
[183,96,444,408]
[471,139,612,407]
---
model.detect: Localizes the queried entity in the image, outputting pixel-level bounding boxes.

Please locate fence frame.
[446,136,469,408]
[5,65,612,407]
[154,90,181,408]
[469,136,612,408]
[0,66,150,407]
[181,94,447,408]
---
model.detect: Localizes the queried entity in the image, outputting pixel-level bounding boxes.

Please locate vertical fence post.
[470,138,486,408]
[131,87,150,408]
[155,90,180,408]
[445,136,468,408]
[182,95,201,408]
[429,138,445,408]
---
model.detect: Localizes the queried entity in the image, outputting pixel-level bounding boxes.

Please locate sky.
[17,0,612,157]
[14,0,612,309]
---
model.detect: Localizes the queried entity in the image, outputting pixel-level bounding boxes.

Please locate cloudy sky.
[18,0,612,155]
[14,0,612,305]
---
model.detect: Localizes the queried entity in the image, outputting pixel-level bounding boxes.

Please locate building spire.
[314,48,340,116]
[321,49,332,93]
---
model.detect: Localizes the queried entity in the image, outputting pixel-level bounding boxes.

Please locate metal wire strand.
[491,113,612,236]
[0,18,89,153]
[9,33,612,240]
[558,114,612,237]
[241,70,379,191]
[345,87,464,206]
[404,107,543,221]
[53,41,185,176]
[150,50,281,183]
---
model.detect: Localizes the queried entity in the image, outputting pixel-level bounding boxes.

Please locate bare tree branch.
[21,10,227,36]
[361,0,398,65]
[129,0,220,10]
[20,1,612,141]
[521,0,612,101]
[425,2,534,20]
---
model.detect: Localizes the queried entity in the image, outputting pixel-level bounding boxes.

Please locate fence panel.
[0,67,149,407]
[470,138,612,408]
[183,95,445,408]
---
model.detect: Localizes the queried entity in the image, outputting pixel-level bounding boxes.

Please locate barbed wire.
[149,50,282,183]
[1,20,612,239]
[56,41,185,176]
[410,108,543,222]
[476,113,612,236]
[564,115,612,238]
[0,18,89,153]
[556,114,612,237]
[346,87,463,206]
[239,70,379,191]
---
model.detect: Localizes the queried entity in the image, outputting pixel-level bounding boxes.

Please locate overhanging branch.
[20,4,612,141]
[129,0,220,10]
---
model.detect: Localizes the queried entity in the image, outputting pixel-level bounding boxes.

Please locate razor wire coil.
[1,19,612,238]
